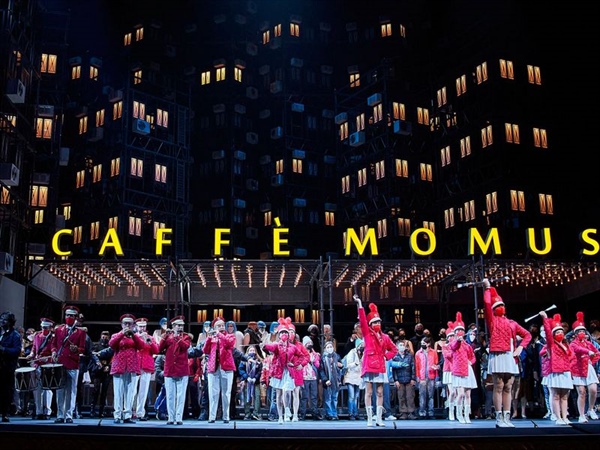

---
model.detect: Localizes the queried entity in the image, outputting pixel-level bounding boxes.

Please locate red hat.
[40,318,54,327]
[64,305,80,316]
[211,317,224,328]
[286,317,296,331]
[551,313,563,334]
[445,320,455,337]
[489,287,505,309]
[277,317,292,333]
[171,315,185,326]
[367,303,381,325]
[135,317,148,327]
[120,313,136,323]
[453,312,465,332]
[572,312,586,332]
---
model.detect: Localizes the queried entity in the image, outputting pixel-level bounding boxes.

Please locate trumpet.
[124,329,134,338]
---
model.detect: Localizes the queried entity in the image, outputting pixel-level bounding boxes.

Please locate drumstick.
[524,304,557,323]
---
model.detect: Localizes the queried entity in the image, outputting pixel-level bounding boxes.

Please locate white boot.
[456,403,466,424]
[366,406,374,427]
[284,407,292,421]
[464,404,471,424]
[376,406,386,427]
[503,411,515,428]
[495,411,508,428]
[448,402,455,421]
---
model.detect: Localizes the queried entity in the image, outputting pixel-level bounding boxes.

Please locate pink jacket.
[358,306,396,375]
[202,332,236,372]
[540,345,551,377]
[159,333,191,377]
[570,338,600,378]
[442,342,453,373]
[415,348,439,381]
[31,331,54,368]
[51,325,87,370]
[109,331,144,375]
[449,339,476,377]
[484,289,531,352]
[290,341,310,386]
[263,341,308,380]
[137,335,159,373]
[542,317,574,374]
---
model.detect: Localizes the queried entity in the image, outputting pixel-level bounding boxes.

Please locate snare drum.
[41,363,66,390]
[15,367,39,392]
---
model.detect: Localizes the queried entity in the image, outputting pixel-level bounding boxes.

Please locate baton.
[524,304,557,323]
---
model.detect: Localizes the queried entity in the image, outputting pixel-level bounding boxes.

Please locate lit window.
[444,208,455,229]
[350,73,360,88]
[110,158,120,177]
[381,22,392,37]
[325,211,335,226]
[113,101,123,120]
[40,53,57,74]
[341,175,350,193]
[460,136,471,157]
[393,102,406,120]
[76,170,85,188]
[499,59,514,80]
[71,65,81,80]
[124,33,132,46]
[437,87,447,107]
[1,187,10,205]
[264,211,272,226]
[90,221,100,240]
[290,23,300,37]
[135,27,144,41]
[373,104,383,123]
[505,123,520,144]
[476,62,488,84]
[481,125,493,148]
[157,108,169,128]
[486,191,498,214]
[129,216,142,236]
[399,24,406,37]
[456,74,467,96]
[155,164,167,183]
[78,116,88,135]
[377,218,387,237]
[89,65,99,80]
[462,200,475,222]
[339,122,348,141]
[131,157,144,177]
[133,69,142,84]
[262,30,270,44]
[96,109,105,127]
[108,216,118,230]
[533,128,548,148]
[73,226,82,244]
[395,159,408,178]
[92,164,102,183]
[132,101,146,119]
[397,217,410,236]
[234,66,243,82]
[30,185,48,207]
[274,24,281,37]
[35,118,53,139]
[356,113,365,131]
[539,193,553,215]
[359,225,369,241]
[153,222,166,239]
[292,159,303,174]
[510,190,526,212]
[216,67,226,82]
[275,159,284,174]
[417,107,429,125]
[201,70,211,85]
[440,146,451,167]
[63,205,71,220]
[527,65,542,85]
[375,160,385,179]
[357,167,367,187]
[0,114,16,130]
[420,163,432,181]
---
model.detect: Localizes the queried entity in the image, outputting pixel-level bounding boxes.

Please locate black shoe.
[176,421,183,425]
[138,416,148,422]
[223,420,229,424]
[65,418,73,423]
[54,418,65,423]
[123,418,135,424]
[244,416,252,420]
[208,419,215,423]
[90,411,97,418]
[166,421,174,425]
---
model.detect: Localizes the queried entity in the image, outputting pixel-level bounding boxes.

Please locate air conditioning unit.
[234,14,246,25]
[246,86,258,99]
[349,131,365,147]
[0,163,19,186]
[28,243,46,256]
[322,109,335,118]
[233,198,246,209]
[32,173,51,185]
[0,252,14,274]
[293,198,306,207]
[335,112,348,125]
[270,80,282,94]
[325,203,337,211]
[213,103,226,113]
[246,132,258,144]
[233,247,246,257]
[69,56,82,65]
[259,109,271,119]
[133,118,151,135]
[213,14,226,24]
[88,127,104,142]
[290,57,304,68]
[259,155,271,165]
[259,202,271,212]
[233,150,246,160]
[367,93,382,106]
[234,104,246,114]
[103,87,123,102]
[211,198,225,208]
[321,65,333,74]
[246,227,258,239]
[293,248,308,257]
[291,103,304,113]
[212,150,225,160]
[270,38,281,49]
[36,105,54,117]
[90,57,102,67]
[6,79,25,103]
[270,126,283,139]
[246,179,259,191]
[393,120,413,136]
[324,155,336,164]
[271,174,283,186]
[246,1,257,14]
[165,45,176,57]
[59,147,70,166]
[246,42,258,56]
[291,149,305,159]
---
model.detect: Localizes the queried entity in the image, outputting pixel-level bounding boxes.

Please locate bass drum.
[41,363,66,390]
[15,367,39,392]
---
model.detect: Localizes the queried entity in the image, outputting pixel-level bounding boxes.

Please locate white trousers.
[113,373,139,420]
[56,369,78,420]
[207,368,234,421]
[165,376,188,423]
[34,367,53,416]
[134,371,152,418]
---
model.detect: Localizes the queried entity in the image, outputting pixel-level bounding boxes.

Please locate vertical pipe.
[319,256,325,350]
[328,255,334,347]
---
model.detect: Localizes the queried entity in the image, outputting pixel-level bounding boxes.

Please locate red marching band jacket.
[109,330,144,375]
[357,306,396,376]
[569,338,600,378]
[51,324,86,370]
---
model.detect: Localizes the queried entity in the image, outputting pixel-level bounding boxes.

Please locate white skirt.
[541,376,548,387]
[363,371,388,384]
[442,371,452,385]
[488,351,519,375]
[546,372,574,390]
[572,364,599,386]
[269,368,296,392]
[451,365,478,389]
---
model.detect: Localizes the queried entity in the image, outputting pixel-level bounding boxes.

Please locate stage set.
[2,416,600,449]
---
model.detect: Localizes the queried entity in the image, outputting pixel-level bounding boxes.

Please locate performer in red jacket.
[353,293,397,427]
[28,317,55,419]
[482,279,531,428]
[569,312,600,423]
[134,317,158,421]
[449,312,477,424]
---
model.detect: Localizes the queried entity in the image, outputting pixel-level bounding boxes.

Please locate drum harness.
[56,325,76,359]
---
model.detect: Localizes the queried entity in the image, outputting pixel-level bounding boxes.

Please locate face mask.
[65,317,75,326]
[306,345,313,350]
[456,330,465,338]
[101,338,109,344]
[162,324,168,330]
[248,352,256,359]
[577,331,586,340]
[421,344,427,349]
[280,333,289,342]
[494,306,505,317]
[554,333,564,342]
[439,333,446,339]
[42,329,50,336]
[372,324,381,333]
[398,333,406,338]
[397,346,406,353]
[325,347,334,354]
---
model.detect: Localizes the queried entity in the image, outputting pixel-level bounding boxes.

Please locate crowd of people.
[1,279,599,427]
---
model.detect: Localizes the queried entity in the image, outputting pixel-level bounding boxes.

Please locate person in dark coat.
[0,311,22,422]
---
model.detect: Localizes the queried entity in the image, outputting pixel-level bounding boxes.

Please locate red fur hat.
[277,317,292,333]
[551,313,563,334]
[170,315,185,326]
[453,312,465,332]
[572,312,586,332]
[367,303,381,325]
[445,320,455,337]
[489,287,505,309]
[211,317,224,328]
